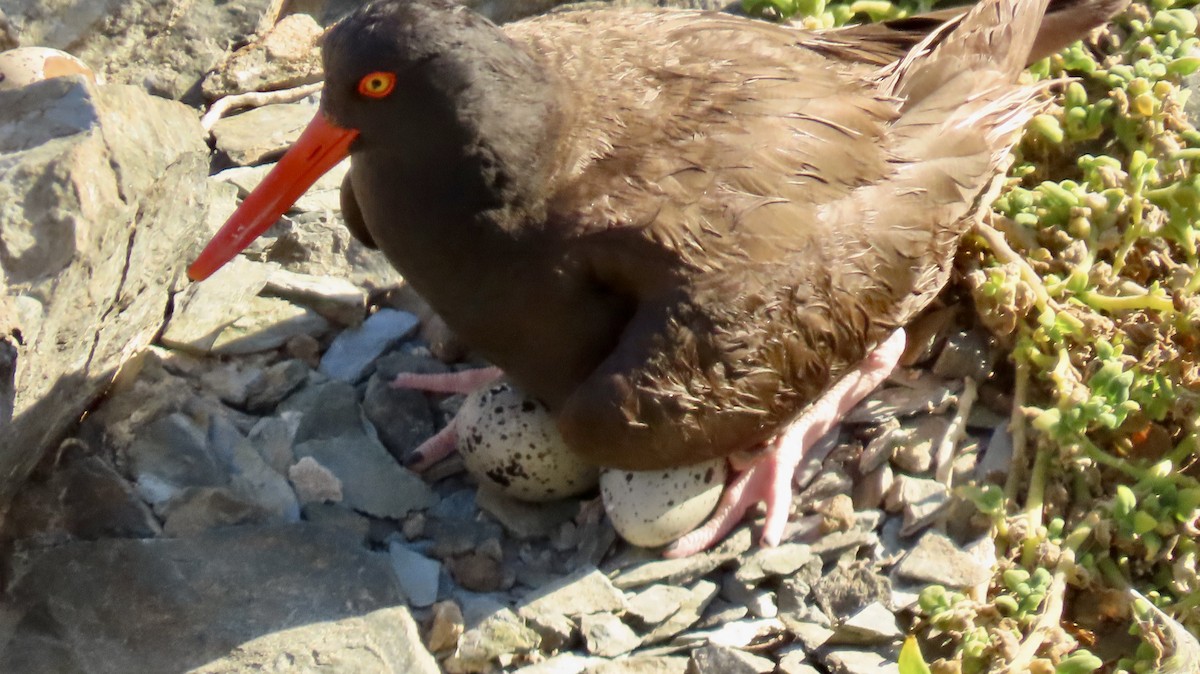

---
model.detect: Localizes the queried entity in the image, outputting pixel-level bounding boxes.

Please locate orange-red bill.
[188,112,359,281]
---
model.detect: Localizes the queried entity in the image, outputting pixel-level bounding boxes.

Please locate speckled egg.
[457,380,599,502]
[0,47,99,91]
[600,458,727,548]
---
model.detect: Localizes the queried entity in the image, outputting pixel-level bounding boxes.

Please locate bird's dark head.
[188,0,560,281]
[320,0,523,153]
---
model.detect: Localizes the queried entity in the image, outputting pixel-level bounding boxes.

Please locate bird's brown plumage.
[324,0,1124,470]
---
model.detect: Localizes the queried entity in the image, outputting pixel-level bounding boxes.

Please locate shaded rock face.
[3,0,276,101]
[0,77,208,509]
[1,524,434,674]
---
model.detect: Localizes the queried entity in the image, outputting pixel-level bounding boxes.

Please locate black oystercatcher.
[190,0,1123,555]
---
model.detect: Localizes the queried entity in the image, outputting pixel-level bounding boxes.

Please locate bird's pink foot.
[663,328,907,558]
[390,366,503,394]
[405,420,459,470]
[393,366,502,469]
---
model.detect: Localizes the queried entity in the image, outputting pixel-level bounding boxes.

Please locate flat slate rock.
[211,101,318,167]
[318,309,420,383]
[191,605,439,674]
[1,524,408,674]
[519,566,627,619]
[892,530,992,588]
[293,433,437,519]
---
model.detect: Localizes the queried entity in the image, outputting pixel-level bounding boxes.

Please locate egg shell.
[0,47,98,91]
[600,458,727,548]
[457,380,598,502]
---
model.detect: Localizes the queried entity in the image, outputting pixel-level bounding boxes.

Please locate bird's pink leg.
[390,366,503,394]
[663,329,907,558]
[405,420,459,470]
[392,366,503,469]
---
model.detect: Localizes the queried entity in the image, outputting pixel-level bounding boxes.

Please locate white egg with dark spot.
[0,47,99,91]
[600,459,726,548]
[457,380,599,502]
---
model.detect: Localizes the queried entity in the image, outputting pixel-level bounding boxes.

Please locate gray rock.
[781,621,834,653]
[212,101,317,167]
[390,541,442,608]
[476,485,581,539]
[568,509,620,570]
[580,657,686,671]
[319,308,420,382]
[859,419,900,472]
[845,377,958,425]
[693,599,749,632]
[204,176,241,239]
[583,656,690,674]
[685,617,782,649]
[1,77,207,510]
[192,606,439,674]
[808,529,878,560]
[932,328,997,381]
[643,579,719,645]
[1,524,406,674]
[885,474,950,535]
[280,380,367,442]
[302,502,370,540]
[626,584,693,627]
[427,517,505,559]
[519,566,628,619]
[209,417,301,522]
[777,555,822,608]
[245,358,312,413]
[202,13,325,99]
[513,653,602,674]
[160,486,273,536]
[892,530,992,588]
[4,0,276,101]
[793,433,842,491]
[247,413,299,475]
[125,413,228,507]
[5,451,160,542]
[446,608,541,673]
[853,463,893,511]
[734,543,814,584]
[688,645,773,674]
[429,488,479,521]
[362,372,438,463]
[612,527,752,589]
[519,600,576,653]
[829,602,902,645]
[209,296,331,355]
[888,416,949,474]
[975,424,1013,483]
[0,336,14,430]
[263,266,368,326]
[821,648,900,674]
[811,563,892,621]
[162,258,330,355]
[778,647,819,674]
[745,589,778,618]
[448,551,512,593]
[796,468,853,505]
[294,433,436,519]
[198,361,264,406]
[721,575,769,616]
[581,613,641,657]
[426,599,466,653]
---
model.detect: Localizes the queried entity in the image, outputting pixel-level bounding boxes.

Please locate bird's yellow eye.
[357,71,396,99]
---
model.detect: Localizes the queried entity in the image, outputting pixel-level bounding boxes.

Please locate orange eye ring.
[357,71,396,99]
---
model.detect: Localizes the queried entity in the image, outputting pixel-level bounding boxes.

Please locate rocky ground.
[0,0,1197,673]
